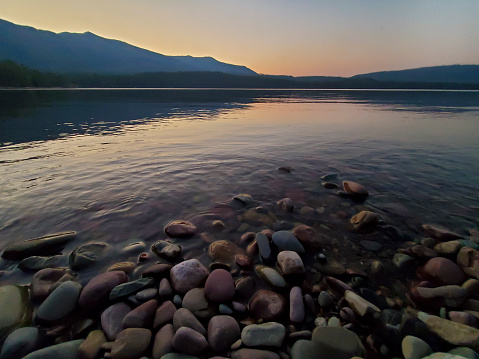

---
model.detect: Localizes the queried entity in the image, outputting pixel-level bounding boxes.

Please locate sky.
[0,0,478,77]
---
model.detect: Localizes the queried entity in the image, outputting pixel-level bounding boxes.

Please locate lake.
[0,89,478,284]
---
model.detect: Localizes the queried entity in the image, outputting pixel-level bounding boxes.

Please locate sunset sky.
[0,0,478,77]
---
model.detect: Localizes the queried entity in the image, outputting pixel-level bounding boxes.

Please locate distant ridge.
[0,18,256,76]
[352,65,479,84]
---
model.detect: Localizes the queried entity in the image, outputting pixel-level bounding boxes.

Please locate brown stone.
[293,225,323,250]
[79,271,128,309]
[205,269,235,303]
[417,257,466,286]
[164,220,197,238]
[208,240,245,266]
[249,289,286,321]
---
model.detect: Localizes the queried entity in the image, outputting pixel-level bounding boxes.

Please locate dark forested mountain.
[353,65,479,84]
[0,18,256,75]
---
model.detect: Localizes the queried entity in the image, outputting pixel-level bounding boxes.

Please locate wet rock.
[344,290,380,317]
[359,288,389,310]
[172,327,208,355]
[448,347,479,358]
[0,285,32,343]
[422,224,463,241]
[1,231,76,260]
[313,256,345,276]
[242,322,285,347]
[136,287,158,301]
[122,299,158,328]
[318,291,334,308]
[208,240,245,267]
[434,241,463,256]
[18,255,67,273]
[235,254,253,268]
[422,354,470,359]
[325,277,353,298]
[293,225,323,250]
[393,253,416,271]
[151,240,182,261]
[256,266,287,289]
[277,198,294,212]
[233,194,253,205]
[411,285,467,308]
[322,173,338,181]
[121,241,146,255]
[204,269,235,303]
[79,271,128,309]
[165,220,197,238]
[401,245,438,259]
[173,308,206,336]
[0,327,40,359]
[290,287,305,323]
[343,181,369,201]
[69,242,109,271]
[141,263,172,279]
[277,166,293,173]
[418,311,479,351]
[182,288,212,318]
[108,262,136,274]
[350,211,379,233]
[78,330,106,359]
[170,259,210,294]
[30,267,75,303]
[322,182,340,189]
[35,281,82,323]
[417,257,466,285]
[277,250,304,275]
[231,348,280,359]
[110,328,151,359]
[401,335,433,359]
[360,240,382,252]
[208,315,241,352]
[272,231,305,254]
[255,232,274,264]
[457,247,479,279]
[101,302,132,341]
[249,289,286,321]
[109,278,155,301]
[21,339,83,359]
[235,276,256,301]
[291,339,322,359]
[153,300,177,329]
[449,311,478,327]
[152,323,174,359]
[311,326,365,359]
[158,278,173,298]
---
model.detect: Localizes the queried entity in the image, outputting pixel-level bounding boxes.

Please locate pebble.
[417,257,467,285]
[293,225,323,250]
[169,259,210,294]
[233,193,253,205]
[18,255,67,273]
[79,271,128,309]
[344,290,380,317]
[158,278,173,297]
[219,304,233,314]
[110,328,152,359]
[153,300,177,329]
[402,335,433,359]
[69,242,108,270]
[204,269,235,303]
[318,291,334,308]
[101,302,132,340]
[109,278,155,301]
[290,286,305,323]
[256,265,287,289]
[0,285,31,342]
[29,267,75,302]
[173,308,206,336]
[122,299,158,328]
[231,348,280,359]
[21,339,84,359]
[311,326,365,359]
[343,181,369,201]
[136,287,158,301]
[350,211,379,233]
[108,262,136,274]
[241,322,285,347]
[0,327,40,359]
[208,315,241,352]
[164,220,197,238]
[249,289,286,321]
[208,240,245,267]
[255,232,274,264]
[172,327,208,355]
[422,224,463,241]
[277,250,304,275]
[152,324,174,359]
[457,247,479,279]
[277,198,294,212]
[35,280,82,323]
[78,330,106,359]
[272,231,305,253]
[151,240,182,261]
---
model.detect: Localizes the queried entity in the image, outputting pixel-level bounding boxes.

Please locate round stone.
[35,281,82,323]
[272,231,305,253]
[241,322,286,347]
[311,326,365,359]
[79,271,128,309]
[204,269,235,303]
[417,257,466,285]
[208,315,241,352]
[110,328,151,359]
[277,251,305,275]
[165,220,197,238]
[293,225,323,250]
[209,240,246,267]
[249,289,286,321]
[170,259,210,294]
[101,302,132,341]
[0,285,32,342]
[0,327,40,359]
[172,327,208,355]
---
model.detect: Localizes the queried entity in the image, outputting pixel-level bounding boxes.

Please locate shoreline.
[1,178,478,359]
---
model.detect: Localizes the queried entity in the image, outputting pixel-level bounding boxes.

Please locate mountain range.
[1,17,478,85]
[0,18,256,76]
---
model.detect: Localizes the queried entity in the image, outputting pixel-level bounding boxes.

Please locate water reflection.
[1,89,478,146]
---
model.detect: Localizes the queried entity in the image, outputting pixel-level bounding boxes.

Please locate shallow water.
[1,89,478,284]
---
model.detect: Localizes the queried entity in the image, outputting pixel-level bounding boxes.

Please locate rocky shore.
[1,175,479,359]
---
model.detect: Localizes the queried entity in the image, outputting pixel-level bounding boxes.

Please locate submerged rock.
[1,231,76,260]
[249,289,286,321]
[164,220,197,238]
[69,242,109,271]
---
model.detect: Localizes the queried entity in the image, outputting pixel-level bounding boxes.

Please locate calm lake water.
[1,89,478,283]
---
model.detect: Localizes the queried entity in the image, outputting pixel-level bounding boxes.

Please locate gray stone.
[18,255,67,273]
[255,266,286,289]
[272,231,305,254]
[136,288,158,301]
[277,251,304,275]
[318,291,334,308]
[22,340,83,359]
[291,339,321,359]
[241,322,286,347]
[290,286,305,323]
[0,327,40,359]
[101,302,132,341]
[344,290,380,317]
[311,326,365,359]
[256,232,273,264]
[448,347,479,359]
[173,308,206,336]
[35,281,81,323]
